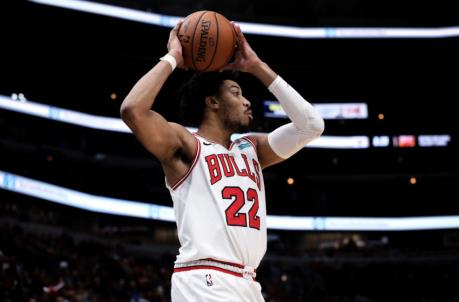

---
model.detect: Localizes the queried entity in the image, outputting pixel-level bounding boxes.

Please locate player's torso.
[168,134,267,268]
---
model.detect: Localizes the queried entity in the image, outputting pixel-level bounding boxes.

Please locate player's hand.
[221,22,262,73]
[167,21,187,69]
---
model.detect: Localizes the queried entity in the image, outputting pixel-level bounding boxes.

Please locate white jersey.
[167,133,267,269]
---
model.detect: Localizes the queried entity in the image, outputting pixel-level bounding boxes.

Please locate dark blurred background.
[1,0,459,301]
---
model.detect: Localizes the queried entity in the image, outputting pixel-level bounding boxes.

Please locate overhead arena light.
[0,95,452,149]
[264,101,368,119]
[0,94,370,149]
[29,0,459,39]
[2,170,459,231]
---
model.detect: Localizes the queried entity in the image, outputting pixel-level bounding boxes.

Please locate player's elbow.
[296,106,325,137]
[120,100,140,124]
[298,114,325,139]
[310,116,325,137]
[297,118,324,144]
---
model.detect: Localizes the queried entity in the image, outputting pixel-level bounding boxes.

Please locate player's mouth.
[245,110,253,120]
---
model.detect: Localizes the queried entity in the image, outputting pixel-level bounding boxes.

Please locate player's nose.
[243,97,251,108]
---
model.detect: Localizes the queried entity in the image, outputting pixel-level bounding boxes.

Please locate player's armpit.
[247,134,285,169]
[121,109,194,164]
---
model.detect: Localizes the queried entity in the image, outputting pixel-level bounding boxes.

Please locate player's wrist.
[246,58,263,73]
[169,49,182,61]
[249,60,277,87]
[160,53,178,71]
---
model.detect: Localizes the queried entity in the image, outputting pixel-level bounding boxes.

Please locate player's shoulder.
[168,122,188,132]
[168,122,197,154]
[239,134,265,149]
[168,122,195,139]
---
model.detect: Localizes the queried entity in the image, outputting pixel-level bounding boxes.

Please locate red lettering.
[229,155,247,177]
[241,154,256,184]
[217,154,235,177]
[206,153,261,188]
[222,186,261,230]
[252,159,261,190]
[205,154,222,185]
[247,188,260,230]
[222,187,247,227]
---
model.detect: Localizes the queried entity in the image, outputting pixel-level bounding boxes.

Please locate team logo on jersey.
[205,274,213,286]
[205,153,262,190]
[238,143,251,150]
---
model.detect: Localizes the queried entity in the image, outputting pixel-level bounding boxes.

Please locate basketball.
[178,11,237,72]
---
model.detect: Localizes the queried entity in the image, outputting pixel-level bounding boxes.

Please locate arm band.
[160,54,177,71]
[267,76,325,159]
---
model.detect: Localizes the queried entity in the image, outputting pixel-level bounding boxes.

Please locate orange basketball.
[178,11,237,72]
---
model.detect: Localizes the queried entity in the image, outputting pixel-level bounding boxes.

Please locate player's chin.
[237,121,251,133]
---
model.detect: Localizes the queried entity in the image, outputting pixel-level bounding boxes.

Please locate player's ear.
[205,96,219,109]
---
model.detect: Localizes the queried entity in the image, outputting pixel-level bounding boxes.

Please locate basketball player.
[120,21,324,301]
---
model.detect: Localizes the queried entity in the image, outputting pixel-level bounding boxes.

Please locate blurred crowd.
[1,223,173,302]
[1,199,459,302]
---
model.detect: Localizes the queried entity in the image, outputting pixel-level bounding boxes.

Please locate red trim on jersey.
[173,266,256,281]
[204,258,249,270]
[170,136,201,190]
[241,136,257,150]
[174,266,242,278]
[194,133,236,150]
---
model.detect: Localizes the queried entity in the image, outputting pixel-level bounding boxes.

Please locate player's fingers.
[175,20,183,30]
[220,62,236,71]
[231,22,241,40]
[170,20,183,36]
[233,23,246,45]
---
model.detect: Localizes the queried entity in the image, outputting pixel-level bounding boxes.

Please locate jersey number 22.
[222,187,260,230]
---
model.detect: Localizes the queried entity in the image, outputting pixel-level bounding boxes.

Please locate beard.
[223,115,250,134]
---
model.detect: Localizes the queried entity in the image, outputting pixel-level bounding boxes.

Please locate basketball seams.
[215,15,236,71]
[203,12,219,72]
[180,10,234,71]
[230,25,237,63]
[219,19,236,68]
[190,11,207,71]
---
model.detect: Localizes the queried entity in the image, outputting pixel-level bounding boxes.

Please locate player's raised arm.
[226,23,325,168]
[120,22,196,182]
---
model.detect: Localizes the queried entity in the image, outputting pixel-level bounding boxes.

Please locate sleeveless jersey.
[167,134,267,269]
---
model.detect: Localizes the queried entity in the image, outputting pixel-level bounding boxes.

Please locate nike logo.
[203,142,212,146]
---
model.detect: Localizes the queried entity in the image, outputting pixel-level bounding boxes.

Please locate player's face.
[218,80,252,133]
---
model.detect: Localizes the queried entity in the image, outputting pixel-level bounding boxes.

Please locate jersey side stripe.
[241,136,257,150]
[171,136,201,190]
[173,266,256,280]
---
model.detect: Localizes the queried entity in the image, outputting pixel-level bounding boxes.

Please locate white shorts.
[171,268,265,302]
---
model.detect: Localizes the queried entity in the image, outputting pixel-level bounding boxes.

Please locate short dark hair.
[179,71,238,127]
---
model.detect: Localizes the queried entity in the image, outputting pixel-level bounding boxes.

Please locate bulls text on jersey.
[204,153,261,190]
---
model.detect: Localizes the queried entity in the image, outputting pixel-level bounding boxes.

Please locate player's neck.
[197,122,233,149]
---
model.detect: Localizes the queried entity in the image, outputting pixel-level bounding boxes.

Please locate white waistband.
[174,259,256,280]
